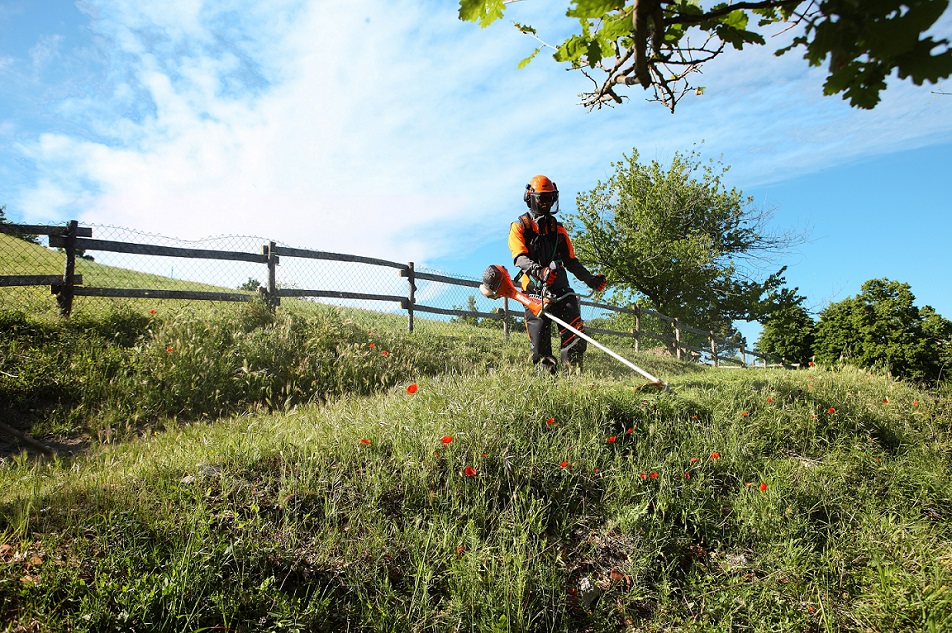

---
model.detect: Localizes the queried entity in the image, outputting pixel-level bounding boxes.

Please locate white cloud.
[11,0,952,273]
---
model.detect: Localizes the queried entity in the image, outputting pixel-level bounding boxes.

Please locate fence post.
[502,296,510,341]
[406,262,415,333]
[710,333,718,367]
[740,344,747,367]
[674,319,682,361]
[263,241,279,309]
[633,305,640,353]
[56,220,79,317]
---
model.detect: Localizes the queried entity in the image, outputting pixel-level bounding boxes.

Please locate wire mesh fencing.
[0,219,781,366]
[0,220,520,338]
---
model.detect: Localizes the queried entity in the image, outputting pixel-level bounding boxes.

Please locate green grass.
[1,302,950,632]
[0,232,264,317]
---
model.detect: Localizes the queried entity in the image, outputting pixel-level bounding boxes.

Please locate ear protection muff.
[524,184,532,208]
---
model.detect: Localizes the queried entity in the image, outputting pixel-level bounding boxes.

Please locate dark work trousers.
[523,285,587,373]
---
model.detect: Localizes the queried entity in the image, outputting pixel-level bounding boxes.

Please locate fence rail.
[1,220,785,368]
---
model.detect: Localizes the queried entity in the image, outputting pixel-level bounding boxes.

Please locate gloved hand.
[588,274,607,292]
[532,263,559,285]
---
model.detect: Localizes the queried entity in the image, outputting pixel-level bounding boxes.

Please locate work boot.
[536,355,558,376]
[561,350,583,375]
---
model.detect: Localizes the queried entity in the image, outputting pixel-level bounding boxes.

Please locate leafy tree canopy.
[756,296,815,365]
[565,147,802,343]
[814,278,952,381]
[459,0,952,111]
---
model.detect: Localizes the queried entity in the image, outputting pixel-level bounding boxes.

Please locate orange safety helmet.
[524,175,559,215]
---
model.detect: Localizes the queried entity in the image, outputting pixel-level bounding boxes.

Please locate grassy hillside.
[1,302,950,632]
[0,232,261,316]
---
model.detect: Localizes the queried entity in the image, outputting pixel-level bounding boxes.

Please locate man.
[508,175,606,374]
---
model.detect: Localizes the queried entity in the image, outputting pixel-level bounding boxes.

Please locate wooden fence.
[1,221,785,368]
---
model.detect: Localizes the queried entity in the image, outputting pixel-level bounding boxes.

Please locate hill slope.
[0,305,950,631]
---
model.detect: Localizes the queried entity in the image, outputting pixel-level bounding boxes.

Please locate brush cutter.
[479,264,668,391]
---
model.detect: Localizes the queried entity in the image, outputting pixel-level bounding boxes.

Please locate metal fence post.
[56,220,79,317]
[633,305,640,353]
[406,262,415,333]
[674,318,682,361]
[503,296,510,340]
[261,241,280,309]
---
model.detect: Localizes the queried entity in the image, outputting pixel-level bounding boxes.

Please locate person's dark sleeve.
[510,221,548,279]
[560,228,598,285]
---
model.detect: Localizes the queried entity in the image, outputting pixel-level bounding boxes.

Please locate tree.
[0,204,40,245]
[565,147,801,347]
[452,295,483,327]
[238,277,262,292]
[459,1,952,112]
[756,299,815,365]
[813,278,951,381]
[921,305,952,380]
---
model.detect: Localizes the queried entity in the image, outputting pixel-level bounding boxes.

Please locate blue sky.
[2,0,951,344]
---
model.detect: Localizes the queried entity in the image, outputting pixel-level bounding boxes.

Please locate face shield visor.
[529,190,559,215]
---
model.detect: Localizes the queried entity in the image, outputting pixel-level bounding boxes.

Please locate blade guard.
[479,265,545,316]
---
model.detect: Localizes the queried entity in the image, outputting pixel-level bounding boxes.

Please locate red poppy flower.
[684,472,690,479]
[434,451,440,456]
[456,545,467,556]
[767,397,773,403]
[165,346,174,353]
[406,383,418,394]
[481,453,488,458]
[808,361,814,367]
[441,435,453,445]
[368,342,375,348]
[759,482,767,492]
[639,473,647,479]
[546,417,555,425]
[382,350,389,356]
[368,331,374,336]
[626,427,633,434]
[360,438,371,445]
[691,414,698,420]
[913,400,919,406]
[607,436,617,443]
[149,309,156,315]
[710,451,720,460]
[883,398,889,404]
[560,461,568,468]
[827,407,835,413]
[464,466,477,477]
[649,472,658,479]
[690,457,698,463]
[593,468,600,473]
[740,411,749,417]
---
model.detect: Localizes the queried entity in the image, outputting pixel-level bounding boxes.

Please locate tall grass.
[0,300,531,439]
[1,305,950,631]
